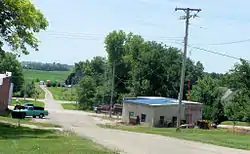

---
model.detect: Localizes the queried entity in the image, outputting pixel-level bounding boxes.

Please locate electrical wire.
[42,31,183,41]
[173,41,247,61]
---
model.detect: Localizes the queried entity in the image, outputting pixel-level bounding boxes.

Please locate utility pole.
[109,62,115,118]
[175,7,201,130]
[24,65,28,101]
[102,64,107,104]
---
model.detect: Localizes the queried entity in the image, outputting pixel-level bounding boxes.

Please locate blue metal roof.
[123,97,178,105]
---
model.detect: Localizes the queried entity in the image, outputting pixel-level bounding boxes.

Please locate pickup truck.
[13,106,49,118]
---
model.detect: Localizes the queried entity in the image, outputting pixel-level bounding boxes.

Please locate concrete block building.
[122,97,203,127]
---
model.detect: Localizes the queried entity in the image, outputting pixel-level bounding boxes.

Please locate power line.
[43,31,183,41]
[174,41,247,61]
[200,38,250,46]
[190,46,246,61]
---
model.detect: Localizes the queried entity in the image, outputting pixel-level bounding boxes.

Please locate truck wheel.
[33,116,36,118]
[39,113,44,119]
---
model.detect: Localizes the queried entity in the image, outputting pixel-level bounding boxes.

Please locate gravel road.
[41,85,249,154]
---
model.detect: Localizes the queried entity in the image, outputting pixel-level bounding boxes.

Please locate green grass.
[48,87,76,101]
[0,123,116,154]
[0,116,62,128]
[35,83,45,99]
[12,99,45,107]
[24,69,70,82]
[221,121,250,126]
[99,124,250,150]
[61,103,78,110]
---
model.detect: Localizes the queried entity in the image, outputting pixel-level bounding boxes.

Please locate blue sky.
[18,0,250,73]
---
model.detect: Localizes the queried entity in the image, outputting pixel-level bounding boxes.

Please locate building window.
[160,116,164,125]
[129,112,134,117]
[141,114,146,122]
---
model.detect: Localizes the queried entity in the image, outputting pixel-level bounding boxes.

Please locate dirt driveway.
[41,86,249,154]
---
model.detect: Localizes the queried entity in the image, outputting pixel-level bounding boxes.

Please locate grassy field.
[48,87,76,101]
[0,123,116,154]
[221,121,250,126]
[61,103,78,110]
[0,116,61,128]
[99,124,250,150]
[11,99,45,107]
[24,69,70,82]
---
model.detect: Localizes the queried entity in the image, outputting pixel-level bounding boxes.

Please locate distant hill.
[24,69,70,82]
[21,61,73,71]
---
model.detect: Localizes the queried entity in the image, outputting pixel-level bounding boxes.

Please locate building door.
[141,114,146,122]
[160,116,164,125]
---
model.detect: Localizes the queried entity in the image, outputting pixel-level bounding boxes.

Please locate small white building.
[122,96,203,127]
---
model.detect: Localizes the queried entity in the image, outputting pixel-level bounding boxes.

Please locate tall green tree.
[0,0,48,55]
[105,30,129,102]
[0,52,24,92]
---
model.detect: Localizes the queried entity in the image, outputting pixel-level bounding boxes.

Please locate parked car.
[13,106,48,118]
[95,105,112,113]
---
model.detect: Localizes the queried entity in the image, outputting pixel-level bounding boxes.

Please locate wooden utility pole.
[175,7,201,130]
[109,62,115,118]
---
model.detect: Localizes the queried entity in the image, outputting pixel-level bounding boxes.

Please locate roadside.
[99,124,250,150]
[42,85,250,154]
[0,122,114,154]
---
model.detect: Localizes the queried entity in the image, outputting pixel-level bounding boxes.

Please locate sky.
[17,0,250,73]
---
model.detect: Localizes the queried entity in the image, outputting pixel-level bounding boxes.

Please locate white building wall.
[122,102,203,127]
[122,102,154,125]
[153,105,183,126]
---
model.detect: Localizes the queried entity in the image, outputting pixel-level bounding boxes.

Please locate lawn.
[23,69,70,82]
[0,123,116,154]
[11,99,45,107]
[61,103,78,110]
[0,116,61,128]
[221,121,250,126]
[48,87,76,101]
[99,124,250,150]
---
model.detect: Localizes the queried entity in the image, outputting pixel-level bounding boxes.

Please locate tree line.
[67,30,250,124]
[21,61,72,71]
[67,30,204,109]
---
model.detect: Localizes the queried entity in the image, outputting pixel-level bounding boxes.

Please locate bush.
[35,78,40,82]
[52,82,57,87]
[46,82,51,87]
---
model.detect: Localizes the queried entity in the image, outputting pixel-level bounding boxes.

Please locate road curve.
[41,85,249,154]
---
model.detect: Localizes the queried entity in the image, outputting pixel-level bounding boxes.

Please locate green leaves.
[0,0,48,54]
[0,52,24,92]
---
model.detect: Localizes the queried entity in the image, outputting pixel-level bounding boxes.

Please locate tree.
[228,59,250,89]
[0,0,48,55]
[211,99,227,124]
[77,76,96,110]
[0,52,24,92]
[190,75,223,120]
[22,81,36,98]
[225,90,250,123]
